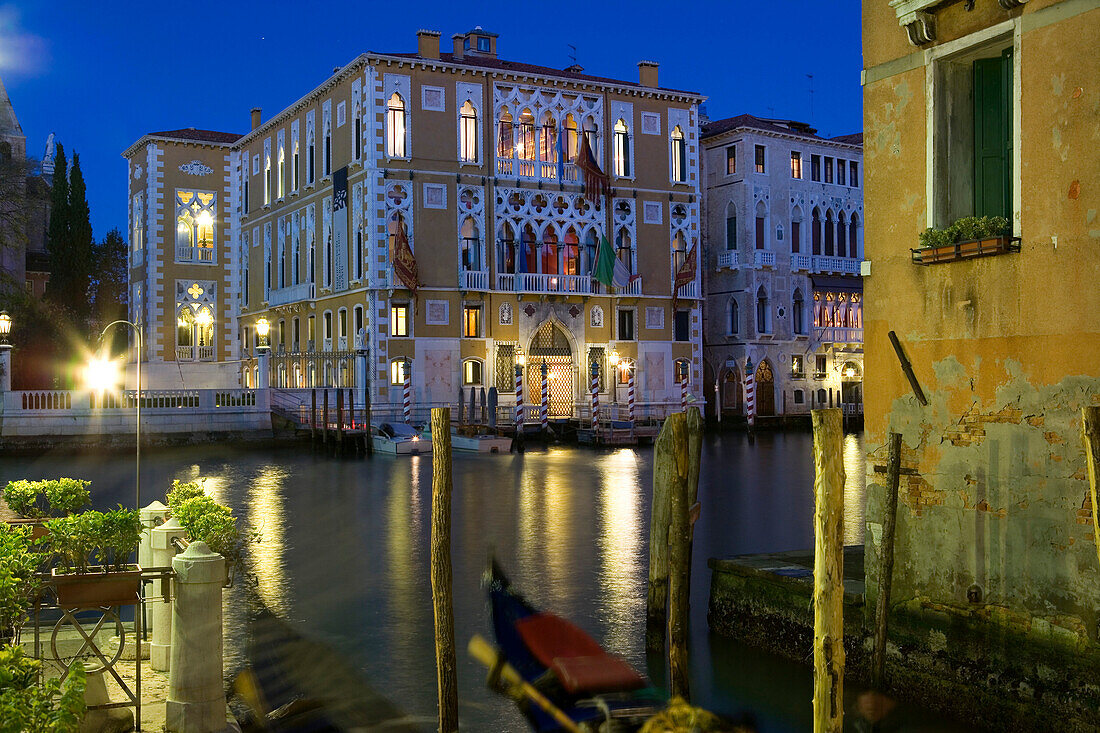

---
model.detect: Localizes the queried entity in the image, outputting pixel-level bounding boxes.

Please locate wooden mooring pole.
[322,389,329,448]
[811,408,845,733]
[872,431,903,691]
[310,388,317,450]
[430,407,459,733]
[667,407,703,699]
[364,381,374,457]
[336,388,345,456]
[646,412,680,652]
[1082,407,1100,571]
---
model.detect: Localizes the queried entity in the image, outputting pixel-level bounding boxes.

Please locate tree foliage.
[46,150,94,322]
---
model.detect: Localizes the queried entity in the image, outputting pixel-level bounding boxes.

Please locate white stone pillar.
[0,347,11,392]
[355,344,368,410]
[257,349,270,390]
[139,501,168,573]
[150,517,187,672]
[167,541,226,733]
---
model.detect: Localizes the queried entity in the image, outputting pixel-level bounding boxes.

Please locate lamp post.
[97,320,143,511]
[255,317,270,390]
[610,350,620,415]
[0,310,11,392]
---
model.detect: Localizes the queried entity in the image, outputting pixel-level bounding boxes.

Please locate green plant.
[3,480,45,520]
[920,215,1012,249]
[46,509,141,575]
[918,227,956,249]
[166,479,206,514]
[173,495,243,562]
[99,507,141,572]
[42,479,90,517]
[0,644,86,733]
[0,525,45,643]
[45,514,96,575]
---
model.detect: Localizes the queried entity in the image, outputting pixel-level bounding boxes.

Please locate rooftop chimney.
[417,30,441,60]
[452,34,465,61]
[638,61,659,89]
[250,108,262,131]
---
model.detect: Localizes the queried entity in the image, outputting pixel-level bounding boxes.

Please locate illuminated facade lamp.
[0,310,11,347]
[256,317,271,351]
[514,346,525,368]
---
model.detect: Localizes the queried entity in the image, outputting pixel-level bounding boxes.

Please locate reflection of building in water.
[248,467,289,615]
[841,433,864,546]
[517,451,574,609]
[597,449,643,657]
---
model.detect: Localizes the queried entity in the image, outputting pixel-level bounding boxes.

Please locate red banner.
[392,219,419,294]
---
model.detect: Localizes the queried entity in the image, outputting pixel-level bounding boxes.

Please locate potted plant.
[47,508,142,608]
[4,479,91,542]
[166,479,206,515]
[43,479,91,517]
[0,524,45,644]
[172,495,246,586]
[915,215,1013,264]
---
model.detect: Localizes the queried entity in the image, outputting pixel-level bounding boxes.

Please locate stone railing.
[717,251,739,270]
[815,326,864,344]
[460,270,490,291]
[754,250,776,268]
[268,281,315,306]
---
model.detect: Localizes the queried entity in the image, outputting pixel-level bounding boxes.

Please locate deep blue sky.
[2,1,863,241]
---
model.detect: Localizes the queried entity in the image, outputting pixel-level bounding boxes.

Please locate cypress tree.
[67,154,94,316]
[44,143,69,306]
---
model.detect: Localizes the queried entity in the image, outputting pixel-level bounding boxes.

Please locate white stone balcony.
[460,269,490,291]
[675,281,700,300]
[268,281,315,306]
[496,273,516,291]
[175,245,214,264]
[792,254,813,271]
[812,256,862,275]
[815,326,863,344]
[754,251,776,269]
[516,273,592,295]
[717,251,739,270]
[176,345,215,362]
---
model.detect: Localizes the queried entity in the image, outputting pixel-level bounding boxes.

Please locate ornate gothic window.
[386,93,407,158]
[175,191,215,263]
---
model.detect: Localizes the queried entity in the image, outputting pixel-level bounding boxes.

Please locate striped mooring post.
[514,360,524,429]
[745,356,756,428]
[590,361,600,432]
[540,361,549,433]
[403,361,412,424]
[627,365,636,423]
[680,375,688,412]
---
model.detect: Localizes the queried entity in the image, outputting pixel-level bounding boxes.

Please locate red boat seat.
[514,613,645,694]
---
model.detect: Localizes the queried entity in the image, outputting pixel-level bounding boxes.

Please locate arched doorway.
[526,321,577,417]
[840,361,863,407]
[755,359,775,416]
[721,367,742,415]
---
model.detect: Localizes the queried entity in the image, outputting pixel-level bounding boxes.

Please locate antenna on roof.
[806,74,815,122]
[568,44,577,66]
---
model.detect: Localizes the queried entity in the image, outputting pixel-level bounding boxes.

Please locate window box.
[912,235,1020,265]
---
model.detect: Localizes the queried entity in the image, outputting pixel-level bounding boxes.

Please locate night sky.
[2,0,863,241]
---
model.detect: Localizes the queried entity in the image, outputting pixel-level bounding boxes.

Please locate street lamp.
[0,311,12,392]
[255,317,271,351]
[0,310,11,346]
[89,320,143,511]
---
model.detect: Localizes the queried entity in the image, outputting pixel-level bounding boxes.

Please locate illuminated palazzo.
[123,27,704,413]
[700,115,864,420]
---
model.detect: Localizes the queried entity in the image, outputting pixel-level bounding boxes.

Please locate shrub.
[0,525,44,643]
[45,509,140,575]
[0,644,85,733]
[3,481,45,520]
[42,480,90,517]
[917,227,956,249]
[44,514,97,575]
[919,215,1012,249]
[166,479,206,514]
[99,507,142,572]
[173,496,243,562]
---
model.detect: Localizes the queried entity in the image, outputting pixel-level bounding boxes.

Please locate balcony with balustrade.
[754,250,776,269]
[717,251,739,271]
[674,280,700,300]
[176,244,214,264]
[268,281,315,306]
[814,326,863,344]
[460,269,490,291]
[176,345,215,362]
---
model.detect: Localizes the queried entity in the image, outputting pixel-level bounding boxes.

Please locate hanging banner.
[332,166,349,292]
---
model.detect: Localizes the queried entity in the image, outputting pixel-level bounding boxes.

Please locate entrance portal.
[755,359,775,416]
[526,321,577,417]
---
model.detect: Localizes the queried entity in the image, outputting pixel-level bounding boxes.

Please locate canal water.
[0,432,964,732]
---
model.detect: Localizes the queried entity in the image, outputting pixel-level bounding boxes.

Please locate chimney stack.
[452,33,465,60]
[417,30,441,60]
[638,61,659,89]
[250,108,262,131]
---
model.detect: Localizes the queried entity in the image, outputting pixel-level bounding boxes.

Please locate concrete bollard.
[150,517,187,672]
[139,501,169,570]
[167,541,226,733]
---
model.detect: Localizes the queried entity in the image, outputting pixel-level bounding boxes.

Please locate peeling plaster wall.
[863,0,1100,652]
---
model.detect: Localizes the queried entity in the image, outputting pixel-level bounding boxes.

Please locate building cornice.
[121,135,235,160]
[890,0,1028,46]
[702,126,862,153]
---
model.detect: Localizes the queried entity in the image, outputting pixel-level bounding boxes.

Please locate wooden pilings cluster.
[309,388,371,456]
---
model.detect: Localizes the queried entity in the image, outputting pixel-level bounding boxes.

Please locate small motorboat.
[420,424,513,454]
[371,422,432,455]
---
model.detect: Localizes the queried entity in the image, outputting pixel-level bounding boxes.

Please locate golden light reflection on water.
[248,466,289,614]
[542,452,572,596]
[387,463,417,652]
[517,450,574,605]
[596,449,643,657]
[843,433,866,545]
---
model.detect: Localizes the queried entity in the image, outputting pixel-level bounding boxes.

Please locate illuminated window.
[726,145,736,175]
[612,119,630,177]
[176,305,214,361]
[463,305,482,338]
[391,303,409,337]
[175,190,216,263]
[264,145,271,204]
[564,114,578,161]
[670,125,686,182]
[754,144,765,173]
[390,358,410,385]
[790,151,802,179]
[540,112,556,168]
[292,138,299,190]
[792,355,804,377]
[386,93,407,158]
[460,101,478,162]
[277,140,285,198]
[517,109,536,162]
[132,194,144,252]
[462,359,483,385]
[497,108,514,160]
[671,231,687,272]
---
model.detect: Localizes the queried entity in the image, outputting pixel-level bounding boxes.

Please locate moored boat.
[371,422,432,455]
[421,424,512,453]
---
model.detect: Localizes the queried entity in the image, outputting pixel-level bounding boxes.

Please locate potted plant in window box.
[47,508,142,608]
[3,479,91,542]
[914,216,1015,264]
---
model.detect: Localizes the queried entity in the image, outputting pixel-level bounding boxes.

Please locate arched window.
[540,112,557,165]
[307,231,315,285]
[725,202,738,251]
[755,201,767,250]
[386,93,407,158]
[672,231,688,272]
[460,217,481,271]
[541,227,559,275]
[462,358,483,386]
[564,114,578,161]
[175,191,216,263]
[670,125,686,182]
[307,127,315,184]
[582,229,599,276]
[728,298,739,335]
[824,209,835,256]
[277,145,285,198]
[497,108,514,160]
[498,221,516,274]
[583,116,598,157]
[292,227,301,285]
[615,228,633,272]
[791,206,803,254]
[836,212,847,258]
[756,286,770,334]
[849,213,860,259]
[176,210,194,252]
[613,119,630,177]
[812,207,822,255]
[460,101,478,162]
[517,109,536,161]
[793,288,805,335]
[522,224,538,274]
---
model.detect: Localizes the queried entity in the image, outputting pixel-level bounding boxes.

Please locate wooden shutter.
[973,49,1012,218]
[726,216,738,250]
[755,217,765,249]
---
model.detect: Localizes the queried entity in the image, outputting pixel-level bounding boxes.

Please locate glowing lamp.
[84,355,121,392]
[610,350,620,366]
[844,367,856,379]
[0,310,10,345]
[515,347,525,367]
[195,309,213,327]
[256,317,271,349]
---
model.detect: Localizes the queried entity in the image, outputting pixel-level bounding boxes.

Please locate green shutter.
[973,49,1012,219]
[726,216,737,250]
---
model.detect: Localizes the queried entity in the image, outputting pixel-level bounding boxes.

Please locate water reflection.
[247,466,289,615]
[596,449,644,658]
[843,433,865,545]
